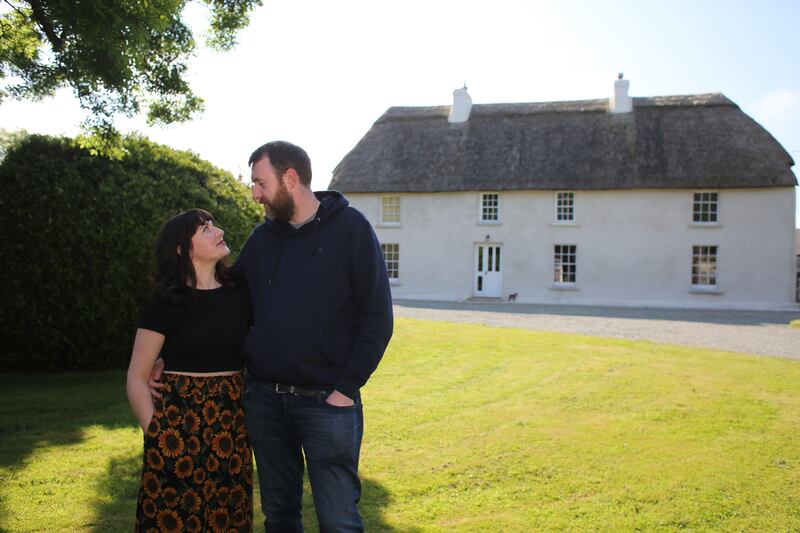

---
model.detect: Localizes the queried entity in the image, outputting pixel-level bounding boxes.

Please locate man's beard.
[264,180,295,221]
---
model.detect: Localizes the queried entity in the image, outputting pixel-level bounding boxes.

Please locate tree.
[0,0,261,146]
[0,132,262,370]
[0,127,27,159]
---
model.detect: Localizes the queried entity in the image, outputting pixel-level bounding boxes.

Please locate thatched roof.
[329,94,796,192]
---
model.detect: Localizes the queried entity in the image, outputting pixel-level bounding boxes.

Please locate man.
[228,141,392,532]
[151,141,391,530]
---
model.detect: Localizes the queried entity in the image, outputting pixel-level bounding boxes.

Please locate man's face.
[250,156,295,221]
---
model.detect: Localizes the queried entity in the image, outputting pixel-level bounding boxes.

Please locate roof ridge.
[381,93,734,122]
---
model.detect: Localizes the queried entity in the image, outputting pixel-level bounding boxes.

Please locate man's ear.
[176,245,181,256]
[283,168,300,190]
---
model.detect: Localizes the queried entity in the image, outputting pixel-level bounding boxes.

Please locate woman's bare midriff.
[163,370,243,377]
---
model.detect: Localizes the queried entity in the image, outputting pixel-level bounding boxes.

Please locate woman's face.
[189,220,229,263]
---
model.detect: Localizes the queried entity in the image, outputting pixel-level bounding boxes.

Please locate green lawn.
[2,318,800,532]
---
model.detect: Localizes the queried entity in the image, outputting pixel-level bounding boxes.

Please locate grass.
[790,319,800,328]
[1,317,800,531]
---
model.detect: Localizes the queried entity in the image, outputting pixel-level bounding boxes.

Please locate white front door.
[474,244,503,297]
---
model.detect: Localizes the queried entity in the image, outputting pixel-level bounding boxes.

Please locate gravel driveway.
[393,300,800,360]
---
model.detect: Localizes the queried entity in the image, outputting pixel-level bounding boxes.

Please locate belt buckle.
[274,383,295,394]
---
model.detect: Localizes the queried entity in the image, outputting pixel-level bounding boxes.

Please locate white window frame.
[554,191,576,223]
[691,245,718,290]
[380,243,400,281]
[478,192,501,224]
[692,191,720,225]
[380,195,401,226]
[553,244,577,286]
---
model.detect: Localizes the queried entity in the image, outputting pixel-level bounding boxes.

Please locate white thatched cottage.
[330,78,798,310]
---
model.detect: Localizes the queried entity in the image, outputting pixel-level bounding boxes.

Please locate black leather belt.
[266,382,330,397]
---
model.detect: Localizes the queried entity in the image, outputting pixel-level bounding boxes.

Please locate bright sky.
[2,0,799,226]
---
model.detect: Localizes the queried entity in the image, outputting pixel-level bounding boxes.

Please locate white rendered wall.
[347,188,798,310]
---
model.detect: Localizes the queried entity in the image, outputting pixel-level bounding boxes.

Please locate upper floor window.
[480,193,499,222]
[554,244,577,284]
[380,243,399,279]
[556,192,575,222]
[693,192,718,224]
[380,195,400,225]
[692,245,718,287]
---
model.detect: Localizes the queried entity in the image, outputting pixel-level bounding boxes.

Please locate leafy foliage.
[0,0,261,143]
[0,127,28,159]
[0,133,261,370]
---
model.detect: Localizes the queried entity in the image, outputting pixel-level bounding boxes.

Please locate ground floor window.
[554,244,576,284]
[796,254,799,303]
[692,245,717,287]
[796,271,799,303]
[381,243,399,279]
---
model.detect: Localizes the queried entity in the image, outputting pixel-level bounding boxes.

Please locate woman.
[127,209,253,532]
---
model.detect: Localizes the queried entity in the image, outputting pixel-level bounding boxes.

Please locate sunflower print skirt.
[135,372,253,532]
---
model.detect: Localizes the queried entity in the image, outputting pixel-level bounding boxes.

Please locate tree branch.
[3,0,29,21]
[25,0,64,52]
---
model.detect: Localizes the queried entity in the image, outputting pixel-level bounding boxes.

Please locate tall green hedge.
[0,134,261,371]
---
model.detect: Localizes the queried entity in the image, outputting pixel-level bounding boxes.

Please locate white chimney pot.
[448,86,472,123]
[610,74,632,114]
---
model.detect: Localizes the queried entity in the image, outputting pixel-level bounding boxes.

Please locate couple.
[126,141,394,532]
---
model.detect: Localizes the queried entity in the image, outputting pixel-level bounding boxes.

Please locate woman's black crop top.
[138,285,251,373]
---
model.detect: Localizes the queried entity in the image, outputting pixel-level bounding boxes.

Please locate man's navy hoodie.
[234,191,393,399]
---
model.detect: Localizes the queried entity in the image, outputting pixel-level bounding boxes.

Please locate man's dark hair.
[248,141,312,187]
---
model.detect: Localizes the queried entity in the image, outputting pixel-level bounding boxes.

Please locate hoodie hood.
[264,190,349,235]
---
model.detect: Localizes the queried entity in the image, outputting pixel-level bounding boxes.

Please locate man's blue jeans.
[244,377,364,533]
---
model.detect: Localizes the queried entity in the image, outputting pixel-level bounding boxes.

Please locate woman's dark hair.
[151,209,235,306]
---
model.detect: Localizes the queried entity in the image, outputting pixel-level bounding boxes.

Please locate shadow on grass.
[88,453,409,532]
[0,370,139,531]
[361,477,414,532]
[0,371,135,471]
[90,449,140,532]
[2,372,411,531]
[394,299,800,326]
[293,475,412,532]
